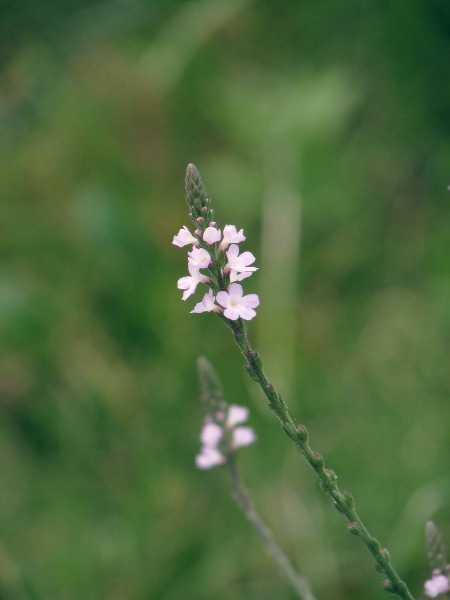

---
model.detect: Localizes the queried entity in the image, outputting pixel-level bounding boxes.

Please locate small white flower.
[173,226,198,247]
[195,446,225,469]
[216,283,260,321]
[190,289,218,314]
[203,227,221,245]
[232,426,256,449]
[225,244,257,274]
[219,225,246,251]
[226,405,249,428]
[177,265,209,300]
[424,574,449,598]
[188,247,211,269]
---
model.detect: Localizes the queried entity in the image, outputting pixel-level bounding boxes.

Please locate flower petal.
[195,447,225,469]
[232,426,256,448]
[226,405,249,427]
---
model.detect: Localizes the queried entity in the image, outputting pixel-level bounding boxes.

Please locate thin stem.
[221,316,415,600]
[227,456,316,600]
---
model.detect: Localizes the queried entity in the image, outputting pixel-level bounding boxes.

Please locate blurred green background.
[1,1,449,598]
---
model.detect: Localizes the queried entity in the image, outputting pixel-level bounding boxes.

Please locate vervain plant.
[173,163,447,600]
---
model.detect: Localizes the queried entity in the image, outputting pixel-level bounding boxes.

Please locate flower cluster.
[424,572,450,598]
[174,165,260,320]
[196,404,256,469]
[173,221,260,320]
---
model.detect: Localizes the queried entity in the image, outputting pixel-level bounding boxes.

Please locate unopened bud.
[296,424,308,442]
[380,580,396,594]
[342,490,354,509]
[196,217,204,223]
[347,522,361,536]
[311,452,324,469]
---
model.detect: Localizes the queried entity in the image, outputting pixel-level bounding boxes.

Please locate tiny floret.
[203,227,221,245]
[225,244,257,274]
[200,422,223,446]
[424,574,449,598]
[177,265,209,300]
[216,283,260,321]
[219,225,246,251]
[226,405,249,428]
[173,226,198,247]
[232,426,257,449]
[188,247,212,269]
[191,289,218,314]
[195,446,225,469]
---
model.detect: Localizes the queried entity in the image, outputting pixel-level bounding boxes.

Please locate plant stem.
[227,455,316,600]
[220,315,415,600]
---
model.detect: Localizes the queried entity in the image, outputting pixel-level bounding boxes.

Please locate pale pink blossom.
[226,405,249,428]
[225,244,257,274]
[195,403,256,469]
[188,247,211,269]
[200,422,223,446]
[219,225,246,251]
[173,226,198,247]
[195,446,225,469]
[424,574,449,598]
[190,289,219,314]
[177,265,209,300]
[203,227,221,245]
[231,426,257,449]
[216,283,260,321]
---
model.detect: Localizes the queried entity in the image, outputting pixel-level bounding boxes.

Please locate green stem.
[221,316,415,600]
[227,455,316,600]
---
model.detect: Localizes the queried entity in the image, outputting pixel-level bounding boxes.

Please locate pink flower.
[203,227,221,245]
[226,405,249,428]
[225,244,257,274]
[195,446,225,469]
[188,247,211,269]
[219,225,245,251]
[177,265,209,300]
[191,289,219,314]
[424,574,449,598]
[173,226,198,247]
[200,422,223,446]
[231,426,256,449]
[216,283,260,320]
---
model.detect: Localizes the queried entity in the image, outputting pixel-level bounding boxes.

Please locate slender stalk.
[227,455,316,600]
[220,315,415,600]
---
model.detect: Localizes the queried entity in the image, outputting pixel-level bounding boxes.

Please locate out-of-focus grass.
[0,1,449,598]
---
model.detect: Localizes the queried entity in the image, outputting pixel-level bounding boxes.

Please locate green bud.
[324,468,338,485]
[347,522,361,536]
[296,424,308,443]
[310,452,324,469]
[380,580,396,594]
[342,490,355,509]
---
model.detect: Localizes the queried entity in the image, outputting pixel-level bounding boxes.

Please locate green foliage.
[0,1,449,598]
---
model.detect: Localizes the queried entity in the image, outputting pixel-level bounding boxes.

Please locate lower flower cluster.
[173,223,260,320]
[424,572,449,598]
[196,404,256,469]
